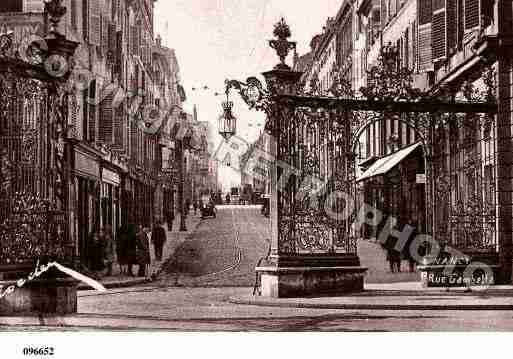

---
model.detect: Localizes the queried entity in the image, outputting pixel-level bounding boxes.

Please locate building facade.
[295,0,513,281]
[0,0,187,266]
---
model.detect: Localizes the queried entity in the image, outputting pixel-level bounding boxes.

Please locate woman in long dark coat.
[118,224,137,276]
[116,225,128,274]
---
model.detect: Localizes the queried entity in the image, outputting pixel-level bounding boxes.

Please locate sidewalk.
[77,214,202,290]
[148,213,202,278]
[229,282,513,311]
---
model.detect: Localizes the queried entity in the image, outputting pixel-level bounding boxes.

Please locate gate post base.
[0,278,78,315]
[256,255,367,298]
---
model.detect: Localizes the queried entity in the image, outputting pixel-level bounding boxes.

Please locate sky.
[154,1,343,191]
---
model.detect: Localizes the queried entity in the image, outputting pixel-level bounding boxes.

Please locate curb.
[228,296,513,311]
[78,278,151,291]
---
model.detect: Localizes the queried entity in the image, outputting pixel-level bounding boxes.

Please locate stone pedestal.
[0,278,78,315]
[256,255,367,298]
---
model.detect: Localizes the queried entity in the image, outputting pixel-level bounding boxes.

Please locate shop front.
[100,166,122,240]
[73,147,102,267]
[126,169,155,228]
[357,143,426,242]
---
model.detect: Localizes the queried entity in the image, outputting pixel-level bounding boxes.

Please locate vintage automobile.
[200,196,217,219]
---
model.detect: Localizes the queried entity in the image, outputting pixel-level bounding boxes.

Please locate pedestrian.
[385,246,401,273]
[117,224,128,274]
[152,220,167,262]
[403,220,418,273]
[193,200,198,215]
[167,211,174,232]
[185,199,191,215]
[102,225,115,276]
[135,224,151,277]
[125,223,137,276]
[88,228,105,276]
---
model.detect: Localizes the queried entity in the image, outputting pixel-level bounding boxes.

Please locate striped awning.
[356,142,422,183]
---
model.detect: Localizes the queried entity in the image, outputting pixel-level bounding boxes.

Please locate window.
[23,0,43,12]
[70,0,78,30]
[417,0,433,72]
[87,79,97,143]
[84,0,101,45]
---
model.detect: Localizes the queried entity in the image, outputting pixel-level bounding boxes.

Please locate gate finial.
[269,18,297,70]
[44,0,67,37]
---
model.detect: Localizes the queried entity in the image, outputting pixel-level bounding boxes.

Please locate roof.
[356,142,422,182]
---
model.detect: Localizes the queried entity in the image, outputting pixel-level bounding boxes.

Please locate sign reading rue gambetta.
[421,255,495,287]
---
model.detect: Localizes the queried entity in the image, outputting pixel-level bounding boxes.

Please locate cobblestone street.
[3,206,513,331]
[160,205,271,287]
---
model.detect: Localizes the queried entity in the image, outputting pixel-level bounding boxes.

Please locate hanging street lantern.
[218,100,237,141]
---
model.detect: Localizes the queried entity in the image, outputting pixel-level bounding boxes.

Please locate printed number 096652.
[22,347,54,356]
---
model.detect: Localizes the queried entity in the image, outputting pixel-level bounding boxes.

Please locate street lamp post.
[177,138,187,232]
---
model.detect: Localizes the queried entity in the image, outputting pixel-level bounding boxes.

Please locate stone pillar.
[495,0,513,284]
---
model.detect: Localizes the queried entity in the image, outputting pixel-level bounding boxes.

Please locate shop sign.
[75,151,100,178]
[424,271,494,287]
[102,168,121,185]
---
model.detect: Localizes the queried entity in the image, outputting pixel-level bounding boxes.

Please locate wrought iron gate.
[0,29,75,266]
[228,23,497,260]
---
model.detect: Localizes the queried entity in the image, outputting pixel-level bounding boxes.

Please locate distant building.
[0,0,187,265]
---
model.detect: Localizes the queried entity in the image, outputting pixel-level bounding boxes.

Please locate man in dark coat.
[135,225,151,277]
[152,220,167,261]
[125,224,137,276]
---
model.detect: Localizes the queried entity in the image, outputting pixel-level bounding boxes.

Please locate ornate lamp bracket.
[224,77,268,110]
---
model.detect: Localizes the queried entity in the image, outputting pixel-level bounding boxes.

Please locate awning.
[356,142,422,183]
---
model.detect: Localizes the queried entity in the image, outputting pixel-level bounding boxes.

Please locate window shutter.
[99,91,114,144]
[408,24,415,69]
[83,0,88,38]
[418,0,432,25]
[115,31,123,74]
[130,121,137,160]
[108,22,116,61]
[404,29,409,69]
[131,26,139,56]
[89,0,101,45]
[113,108,124,150]
[112,0,117,20]
[102,16,110,54]
[432,0,447,61]
[464,0,480,30]
[70,0,78,30]
[481,0,493,28]
[88,80,97,143]
[417,0,433,72]
[446,0,457,51]
[381,0,388,27]
[23,0,44,12]
[390,0,397,18]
